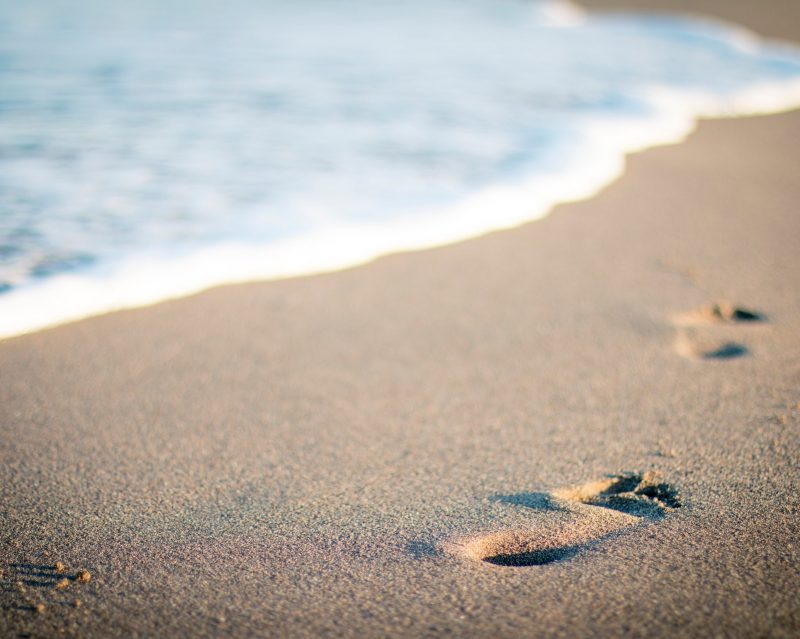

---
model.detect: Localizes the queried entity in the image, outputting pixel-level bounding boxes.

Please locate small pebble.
[76,570,91,583]
[35,603,45,614]
[54,561,66,573]
[74,599,82,608]
[55,578,70,590]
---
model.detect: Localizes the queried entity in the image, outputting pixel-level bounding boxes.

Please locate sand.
[2,1,800,637]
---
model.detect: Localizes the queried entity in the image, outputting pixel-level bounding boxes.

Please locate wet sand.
[2,1,800,636]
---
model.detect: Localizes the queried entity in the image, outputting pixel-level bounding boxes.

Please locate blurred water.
[2,0,800,336]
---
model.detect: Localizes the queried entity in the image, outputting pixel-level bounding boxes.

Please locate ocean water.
[2,0,800,337]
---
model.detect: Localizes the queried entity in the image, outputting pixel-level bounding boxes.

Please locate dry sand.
[2,1,800,637]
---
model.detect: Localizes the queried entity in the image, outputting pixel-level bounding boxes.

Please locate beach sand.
[2,1,799,636]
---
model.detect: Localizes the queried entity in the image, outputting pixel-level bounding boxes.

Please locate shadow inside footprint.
[674,332,749,361]
[703,303,765,323]
[675,302,766,326]
[7,563,63,588]
[700,342,748,360]
[483,545,581,567]
[564,472,681,520]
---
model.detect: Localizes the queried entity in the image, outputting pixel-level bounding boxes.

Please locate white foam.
[539,0,587,27]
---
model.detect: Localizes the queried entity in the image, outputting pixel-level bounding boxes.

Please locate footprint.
[551,471,680,517]
[2,562,90,615]
[673,330,750,360]
[671,301,765,327]
[670,301,765,360]
[445,472,680,567]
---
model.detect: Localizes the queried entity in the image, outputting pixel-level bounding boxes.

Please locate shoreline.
[3,6,800,341]
[2,1,800,637]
